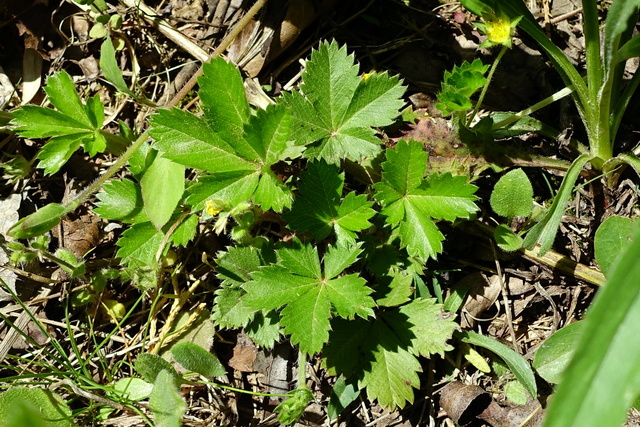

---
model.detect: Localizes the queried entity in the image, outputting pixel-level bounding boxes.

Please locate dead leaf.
[228,332,258,372]
[440,381,544,427]
[458,273,501,328]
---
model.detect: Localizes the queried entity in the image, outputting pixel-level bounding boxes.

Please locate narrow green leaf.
[603,0,640,68]
[141,155,184,229]
[615,35,640,63]
[543,222,640,427]
[12,106,94,138]
[457,330,537,398]
[100,36,135,96]
[171,342,226,378]
[523,154,590,255]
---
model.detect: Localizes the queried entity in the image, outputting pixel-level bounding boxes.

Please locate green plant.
[3,39,488,421]
[457,0,640,255]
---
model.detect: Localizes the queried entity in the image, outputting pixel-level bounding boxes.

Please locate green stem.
[468,45,508,127]
[491,86,574,130]
[297,349,307,389]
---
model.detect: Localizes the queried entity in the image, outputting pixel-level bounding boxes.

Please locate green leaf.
[111,377,153,402]
[436,59,489,115]
[523,154,590,255]
[457,330,537,398]
[8,203,67,239]
[116,222,164,267]
[285,161,375,243]
[324,299,457,410]
[35,136,82,175]
[171,342,226,378]
[275,388,314,425]
[282,40,405,163]
[95,179,144,221]
[243,241,374,354]
[490,168,533,218]
[594,215,634,277]
[532,321,584,384]
[199,57,250,145]
[148,370,186,427]
[376,273,413,307]
[328,376,360,420]
[135,353,181,385]
[0,387,74,427]
[543,222,640,427]
[141,155,184,229]
[374,140,478,260]
[10,70,108,172]
[494,224,524,252]
[100,35,135,96]
[150,108,252,173]
[245,310,281,349]
[43,71,93,127]
[212,246,274,329]
[603,0,640,69]
[151,93,293,211]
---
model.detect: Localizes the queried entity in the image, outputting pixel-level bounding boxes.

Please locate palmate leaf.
[284,161,375,244]
[324,298,457,410]
[281,41,406,163]
[149,57,294,212]
[242,240,375,355]
[374,139,478,261]
[11,71,107,174]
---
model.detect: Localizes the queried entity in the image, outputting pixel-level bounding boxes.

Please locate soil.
[1,0,639,426]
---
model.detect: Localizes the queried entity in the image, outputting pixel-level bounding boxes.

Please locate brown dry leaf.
[458,273,501,328]
[228,332,258,372]
[60,209,101,258]
[440,381,544,427]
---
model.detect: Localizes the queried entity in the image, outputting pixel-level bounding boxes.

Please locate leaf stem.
[468,45,508,127]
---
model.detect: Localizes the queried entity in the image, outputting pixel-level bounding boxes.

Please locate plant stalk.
[468,45,508,126]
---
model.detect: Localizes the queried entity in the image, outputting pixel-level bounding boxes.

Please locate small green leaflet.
[436,59,489,116]
[374,139,478,261]
[94,179,145,222]
[324,298,457,410]
[284,161,375,244]
[116,216,197,267]
[243,241,375,355]
[149,58,294,212]
[212,246,281,349]
[281,40,406,164]
[11,71,107,174]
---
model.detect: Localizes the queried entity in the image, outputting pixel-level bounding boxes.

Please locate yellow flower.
[485,15,512,45]
[477,11,522,48]
[205,200,223,216]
